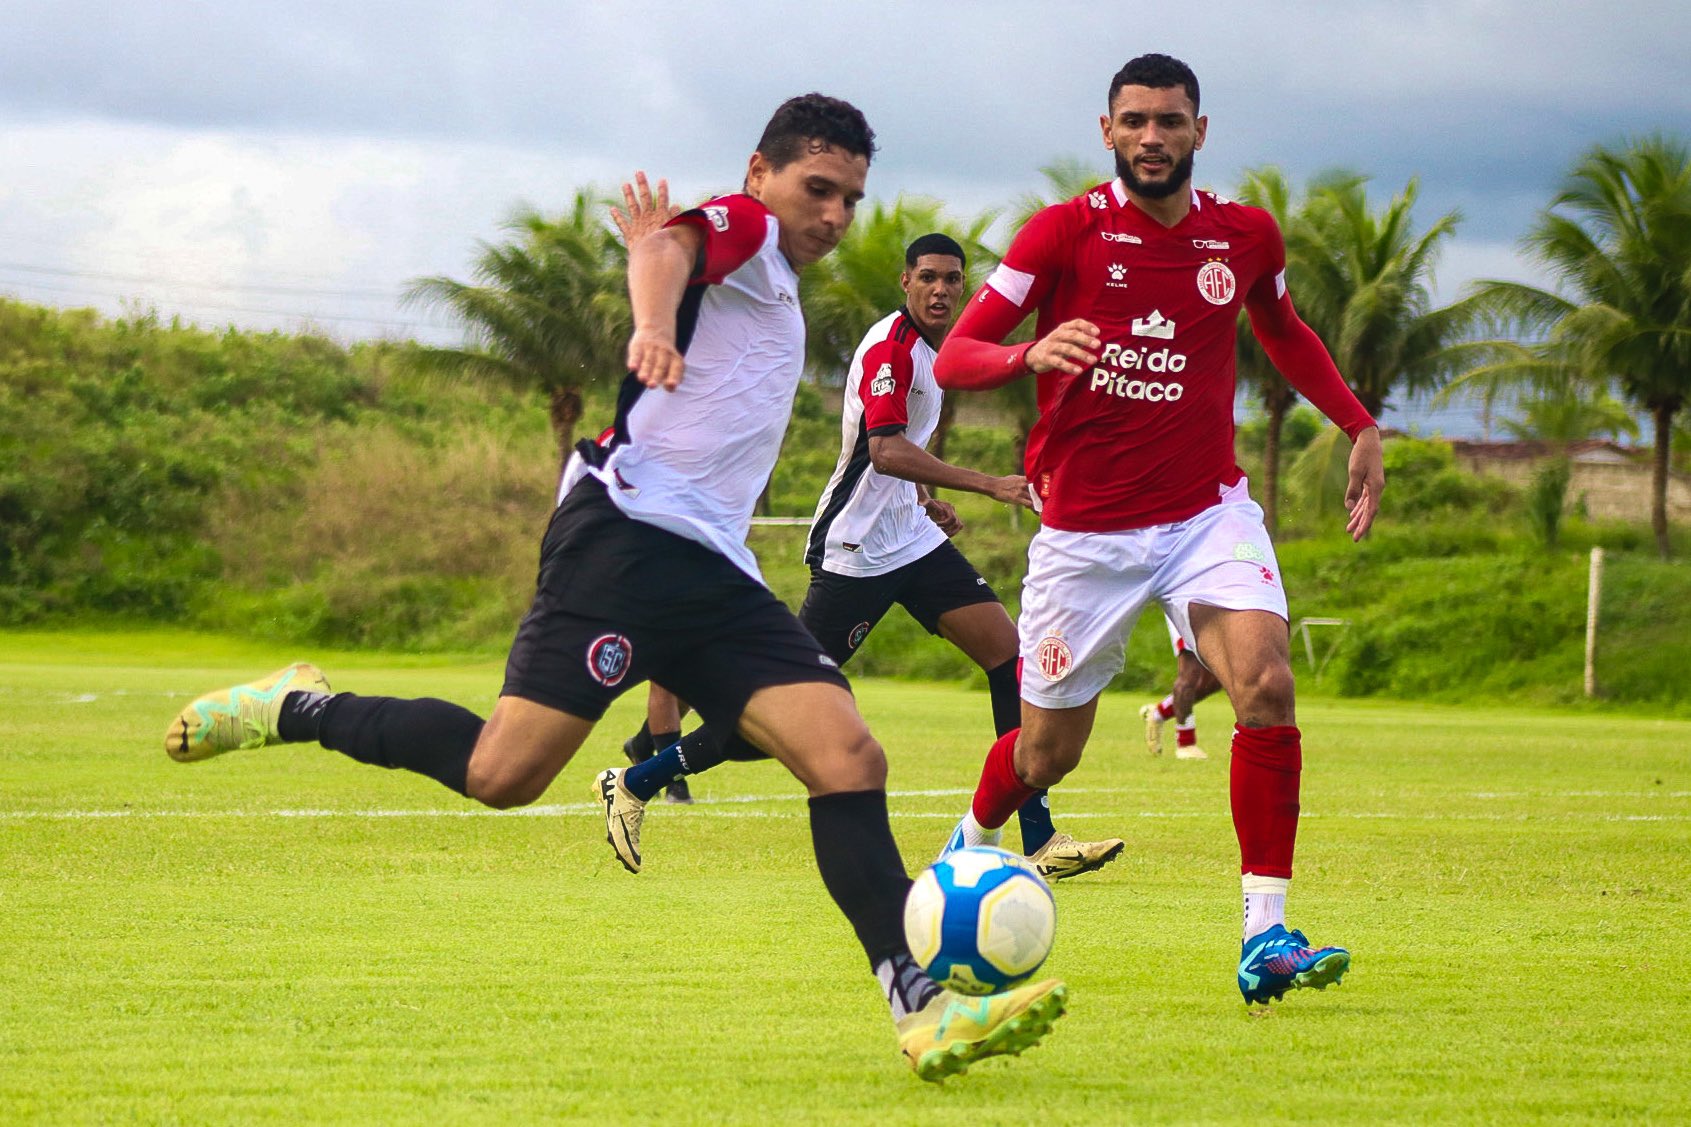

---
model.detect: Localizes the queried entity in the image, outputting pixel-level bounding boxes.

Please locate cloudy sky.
[3,0,1687,425]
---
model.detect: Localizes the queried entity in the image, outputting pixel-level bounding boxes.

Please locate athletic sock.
[1229,723,1301,881]
[1176,721,1198,748]
[809,790,937,1020]
[1242,874,1290,940]
[1016,792,1056,854]
[623,744,684,802]
[970,728,1037,832]
[984,658,1021,738]
[875,953,941,1021]
[1156,695,1178,720]
[281,691,483,797]
[651,729,680,754]
[625,720,655,762]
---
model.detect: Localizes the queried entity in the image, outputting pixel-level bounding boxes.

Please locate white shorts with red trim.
[1165,612,1186,657]
[1019,478,1287,710]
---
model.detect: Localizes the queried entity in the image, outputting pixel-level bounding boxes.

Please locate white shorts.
[1019,478,1288,710]
[1165,613,1187,657]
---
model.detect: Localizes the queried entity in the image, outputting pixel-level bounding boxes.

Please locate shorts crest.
[586,633,633,687]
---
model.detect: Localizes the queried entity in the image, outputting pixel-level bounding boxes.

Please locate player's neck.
[1119,179,1193,229]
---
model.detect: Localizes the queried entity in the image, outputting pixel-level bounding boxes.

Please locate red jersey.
[937,179,1374,532]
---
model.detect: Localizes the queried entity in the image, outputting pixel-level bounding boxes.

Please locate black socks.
[279,691,484,797]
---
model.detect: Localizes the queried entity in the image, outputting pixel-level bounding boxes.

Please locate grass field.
[3,631,1689,1124]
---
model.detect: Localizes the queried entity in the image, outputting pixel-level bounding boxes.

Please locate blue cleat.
[936,816,1000,862]
[1237,924,1350,1005]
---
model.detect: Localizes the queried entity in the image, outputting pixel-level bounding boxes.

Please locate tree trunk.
[549,385,583,479]
[1653,401,1675,560]
[1262,387,1292,536]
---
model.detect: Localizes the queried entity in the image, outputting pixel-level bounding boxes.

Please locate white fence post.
[1585,546,1605,698]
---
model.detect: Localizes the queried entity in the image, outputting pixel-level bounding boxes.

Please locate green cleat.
[897,979,1067,1082]
[164,662,330,763]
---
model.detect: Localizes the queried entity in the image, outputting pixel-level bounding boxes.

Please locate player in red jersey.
[933,54,1384,1005]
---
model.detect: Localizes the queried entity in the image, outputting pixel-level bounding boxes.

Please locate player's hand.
[922,498,963,537]
[627,326,686,390]
[989,474,1034,509]
[1344,426,1384,541]
[611,171,679,249]
[1024,320,1102,376]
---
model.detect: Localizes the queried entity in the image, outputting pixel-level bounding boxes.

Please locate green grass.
[3,631,1689,1124]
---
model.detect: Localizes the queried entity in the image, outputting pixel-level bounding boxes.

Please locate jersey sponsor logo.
[1034,635,1073,681]
[1101,230,1143,244]
[1196,261,1237,305]
[848,622,871,650]
[703,205,730,232]
[819,654,838,668]
[1090,338,1187,400]
[586,634,633,687]
[842,542,862,552]
[1088,190,1108,209]
[776,289,796,307]
[869,362,896,397]
[1233,541,1268,562]
[1192,238,1231,250]
[1130,310,1176,340]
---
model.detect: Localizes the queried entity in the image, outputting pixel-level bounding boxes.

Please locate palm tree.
[1462,135,1691,557]
[406,192,628,475]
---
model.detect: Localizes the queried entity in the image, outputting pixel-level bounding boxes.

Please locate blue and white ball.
[903,845,1057,995]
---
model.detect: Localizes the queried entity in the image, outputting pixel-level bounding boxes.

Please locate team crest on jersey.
[869,363,895,397]
[1088,190,1108,209]
[1196,261,1237,305]
[1034,635,1073,682]
[586,634,633,687]
[703,205,730,232]
[848,621,871,650]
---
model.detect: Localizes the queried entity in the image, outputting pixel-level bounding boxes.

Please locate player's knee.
[808,729,888,794]
[1016,732,1081,789]
[1236,662,1296,724]
[465,760,545,810]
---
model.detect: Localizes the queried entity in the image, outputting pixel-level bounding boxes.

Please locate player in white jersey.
[163,97,1065,1081]
[1139,613,1221,759]
[604,234,1126,882]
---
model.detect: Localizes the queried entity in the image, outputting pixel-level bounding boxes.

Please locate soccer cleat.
[593,767,646,874]
[663,777,694,805]
[1027,832,1126,882]
[1175,743,1209,760]
[898,979,1067,1082]
[1138,702,1166,756]
[938,816,1001,860]
[622,735,654,766]
[164,662,330,763]
[1237,924,1351,1005]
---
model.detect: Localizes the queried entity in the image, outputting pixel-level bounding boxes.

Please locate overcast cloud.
[3,0,1688,417]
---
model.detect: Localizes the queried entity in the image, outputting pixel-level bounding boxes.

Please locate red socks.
[1229,723,1301,878]
[971,728,1036,830]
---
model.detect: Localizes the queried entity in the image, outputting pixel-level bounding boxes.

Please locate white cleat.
[1027,832,1126,881]
[593,767,646,874]
[1138,702,1166,756]
[1174,744,1209,760]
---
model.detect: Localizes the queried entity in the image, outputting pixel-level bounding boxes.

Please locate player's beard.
[1116,148,1194,200]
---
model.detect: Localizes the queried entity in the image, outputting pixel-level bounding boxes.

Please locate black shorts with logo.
[797,539,1002,665]
[501,478,849,730]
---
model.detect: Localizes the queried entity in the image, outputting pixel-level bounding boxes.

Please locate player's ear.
[1194,114,1208,151]
[1099,113,1115,150]
[744,151,768,197]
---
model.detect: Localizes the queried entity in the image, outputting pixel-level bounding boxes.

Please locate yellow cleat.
[1138,702,1166,756]
[1028,832,1126,882]
[164,662,329,763]
[898,978,1067,1082]
[593,767,646,874]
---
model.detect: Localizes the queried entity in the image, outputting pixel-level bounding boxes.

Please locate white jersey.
[806,308,948,576]
[562,194,803,583]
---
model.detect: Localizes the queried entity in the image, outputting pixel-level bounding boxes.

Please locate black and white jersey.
[805,309,947,576]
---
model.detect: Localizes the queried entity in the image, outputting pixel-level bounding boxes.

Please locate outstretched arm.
[1246,294,1383,540]
[867,431,1032,508]
[625,225,702,391]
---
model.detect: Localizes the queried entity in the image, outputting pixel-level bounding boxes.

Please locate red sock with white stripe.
[966,728,1036,836]
[1176,720,1197,747]
[1230,723,1300,939]
[1156,695,1177,720]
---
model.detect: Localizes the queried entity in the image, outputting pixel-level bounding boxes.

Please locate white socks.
[1242,873,1289,940]
[960,810,1002,849]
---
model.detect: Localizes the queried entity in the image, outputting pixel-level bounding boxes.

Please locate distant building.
[1448,438,1691,524]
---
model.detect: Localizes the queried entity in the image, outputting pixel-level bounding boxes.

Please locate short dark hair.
[1108,53,1200,114]
[904,233,966,269]
[756,93,877,170]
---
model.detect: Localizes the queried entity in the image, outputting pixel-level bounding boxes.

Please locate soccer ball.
[903,845,1056,995]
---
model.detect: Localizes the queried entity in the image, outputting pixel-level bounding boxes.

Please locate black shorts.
[797,539,1001,665]
[501,479,849,730]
